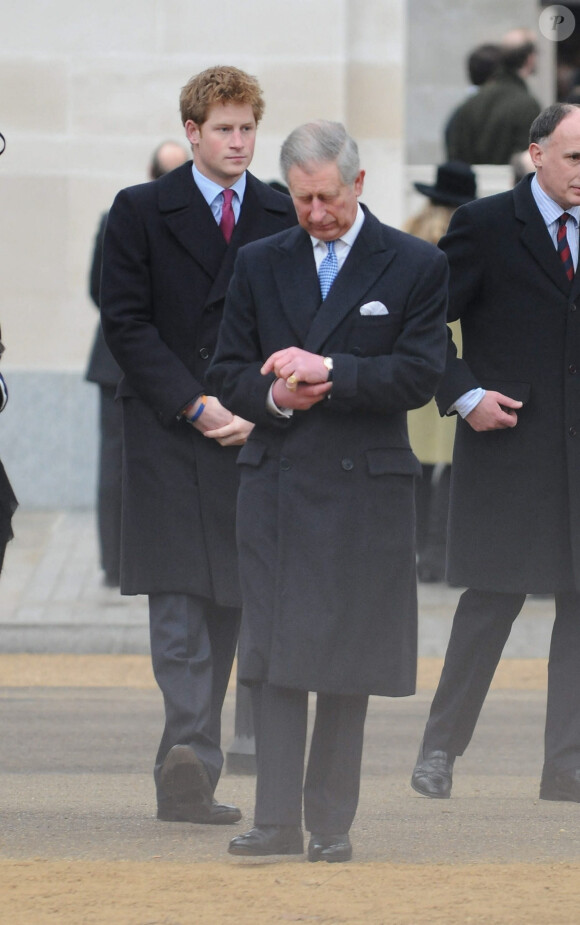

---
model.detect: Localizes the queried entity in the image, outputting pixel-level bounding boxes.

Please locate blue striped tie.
[557,213,574,282]
[318,240,338,300]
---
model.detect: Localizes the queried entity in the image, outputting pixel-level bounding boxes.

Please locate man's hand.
[190,395,233,433]
[261,346,330,386]
[191,395,253,446]
[465,390,523,432]
[271,377,332,411]
[203,416,254,446]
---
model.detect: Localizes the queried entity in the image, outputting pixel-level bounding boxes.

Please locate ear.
[529,143,543,169]
[184,120,202,147]
[354,169,365,196]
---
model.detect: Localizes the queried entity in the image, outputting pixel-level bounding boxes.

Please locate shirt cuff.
[449,387,485,418]
[267,381,293,418]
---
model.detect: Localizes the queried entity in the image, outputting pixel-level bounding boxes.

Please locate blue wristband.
[188,396,206,422]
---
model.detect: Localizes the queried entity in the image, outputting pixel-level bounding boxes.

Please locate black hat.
[414,161,477,206]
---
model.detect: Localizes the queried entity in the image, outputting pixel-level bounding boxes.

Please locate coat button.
[280,458,291,471]
[569,364,577,374]
[341,458,354,471]
[570,426,578,437]
[199,347,210,360]
[572,303,578,312]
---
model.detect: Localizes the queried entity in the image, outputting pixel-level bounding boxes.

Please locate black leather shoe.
[228,825,303,856]
[411,742,455,798]
[157,798,242,824]
[539,767,580,802]
[308,833,352,863]
[158,744,213,810]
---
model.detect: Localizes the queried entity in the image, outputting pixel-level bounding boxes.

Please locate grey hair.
[280,120,360,185]
[529,103,580,146]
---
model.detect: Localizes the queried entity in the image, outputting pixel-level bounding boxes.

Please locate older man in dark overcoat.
[100,66,296,825]
[412,102,580,804]
[208,120,448,861]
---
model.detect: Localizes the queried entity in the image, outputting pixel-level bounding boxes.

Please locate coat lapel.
[304,209,396,354]
[514,177,574,297]
[158,162,227,280]
[274,227,321,343]
[205,174,294,307]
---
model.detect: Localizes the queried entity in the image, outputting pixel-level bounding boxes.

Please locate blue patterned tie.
[318,240,338,300]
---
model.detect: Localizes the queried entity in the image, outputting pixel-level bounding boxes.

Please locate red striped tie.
[557,213,574,282]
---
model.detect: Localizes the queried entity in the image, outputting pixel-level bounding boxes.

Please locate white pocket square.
[359,301,388,316]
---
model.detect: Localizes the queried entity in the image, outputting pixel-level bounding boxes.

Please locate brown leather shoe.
[539,767,580,802]
[157,798,242,824]
[228,825,303,856]
[158,744,213,809]
[411,742,455,798]
[308,833,352,863]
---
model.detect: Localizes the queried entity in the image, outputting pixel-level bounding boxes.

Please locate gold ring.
[286,374,298,391]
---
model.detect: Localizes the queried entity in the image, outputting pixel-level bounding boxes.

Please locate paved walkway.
[0,508,557,656]
[1,662,578,865]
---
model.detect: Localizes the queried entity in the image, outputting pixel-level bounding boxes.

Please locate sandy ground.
[1,654,578,925]
[3,858,580,925]
[0,652,548,690]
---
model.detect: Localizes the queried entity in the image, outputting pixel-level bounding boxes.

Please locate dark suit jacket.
[100,163,297,600]
[208,208,448,696]
[436,174,580,593]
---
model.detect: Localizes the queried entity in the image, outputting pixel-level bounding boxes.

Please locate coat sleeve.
[435,205,485,415]
[100,187,204,426]
[207,247,289,428]
[328,242,449,415]
[209,235,450,422]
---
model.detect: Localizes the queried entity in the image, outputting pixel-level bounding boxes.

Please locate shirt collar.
[191,161,247,207]
[531,173,580,226]
[310,203,365,250]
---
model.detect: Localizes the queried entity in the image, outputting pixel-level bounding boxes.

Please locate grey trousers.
[149,592,240,800]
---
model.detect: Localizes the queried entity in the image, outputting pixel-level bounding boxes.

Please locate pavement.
[3,508,580,868]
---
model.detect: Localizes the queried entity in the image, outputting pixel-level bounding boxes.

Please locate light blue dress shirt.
[191,162,246,224]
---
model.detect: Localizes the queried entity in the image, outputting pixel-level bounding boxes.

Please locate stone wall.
[0,0,551,506]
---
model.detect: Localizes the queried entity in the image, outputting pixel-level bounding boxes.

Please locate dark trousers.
[251,682,368,834]
[149,592,240,800]
[97,385,122,584]
[423,588,580,771]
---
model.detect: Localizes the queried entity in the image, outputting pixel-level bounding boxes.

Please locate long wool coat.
[100,165,297,603]
[207,209,448,696]
[436,175,580,594]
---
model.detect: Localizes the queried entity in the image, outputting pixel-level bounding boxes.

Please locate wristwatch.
[323,356,333,382]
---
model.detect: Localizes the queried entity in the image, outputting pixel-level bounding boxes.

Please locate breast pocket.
[349,314,403,357]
